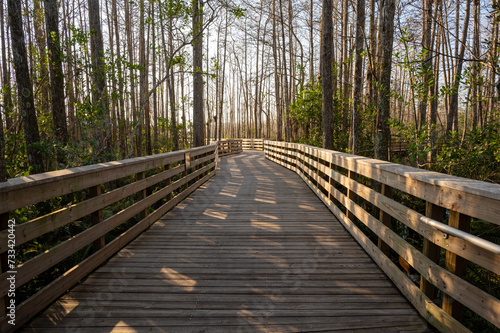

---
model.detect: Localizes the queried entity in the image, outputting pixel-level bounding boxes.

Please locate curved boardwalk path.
[24,151,430,332]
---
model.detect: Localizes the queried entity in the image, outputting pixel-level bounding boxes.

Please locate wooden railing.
[0,144,217,332]
[242,138,264,150]
[217,139,242,157]
[264,140,500,333]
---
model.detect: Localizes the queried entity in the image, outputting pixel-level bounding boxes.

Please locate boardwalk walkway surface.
[24,151,430,332]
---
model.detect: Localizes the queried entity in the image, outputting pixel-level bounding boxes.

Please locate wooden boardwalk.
[24,151,430,332]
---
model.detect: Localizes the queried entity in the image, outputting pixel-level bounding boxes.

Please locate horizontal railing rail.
[217,139,243,157]
[264,140,500,333]
[241,138,264,150]
[0,144,218,332]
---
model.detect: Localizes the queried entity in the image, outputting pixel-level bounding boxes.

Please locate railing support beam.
[420,202,445,300]
[377,184,393,256]
[346,170,358,223]
[90,185,105,252]
[442,210,470,321]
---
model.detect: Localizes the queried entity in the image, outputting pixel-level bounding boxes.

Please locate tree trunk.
[272,0,282,141]
[350,0,365,154]
[125,0,138,156]
[341,0,349,134]
[8,0,45,173]
[168,16,179,151]
[471,0,480,129]
[44,0,68,155]
[419,0,433,131]
[144,0,152,155]
[138,0,147,156]
[151,1,158,153]
[219,10,228,141]
[192,0,204,147]
[279,0,290,142]
[366,0,377,109]
[447,0,472,134]
[89,0,111,157]
[321,0,334,149]
[113,0,127,157]
[488,0,498,125]
[0,0,13,133]
[309,0,314,82]
[374,0,396,161]
[33,0,50,126]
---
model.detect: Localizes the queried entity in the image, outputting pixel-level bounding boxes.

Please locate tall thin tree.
[44,0,68,154]
[321,0,334,149]
[8,0,44,173]
[88,0,111,157]
[192,0,205,147]
[374,0,396,161]
[350,0,365,154]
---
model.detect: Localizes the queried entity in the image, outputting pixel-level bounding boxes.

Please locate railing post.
[165,164,173,201]
[184,153,190,189]
[346,170,358,222]
[1,212,8,317]
[135,171,148,220]
[442,210,470,321]
[89,185,105,251]
[215,145,218,175]
[377,184,393,256]
[420,202,445,300]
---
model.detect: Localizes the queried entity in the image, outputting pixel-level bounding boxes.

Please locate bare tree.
[8,0,45,173]
[89,0,112,157]
[321,0,334,149]
[350,0,365,154]
[447,0,472,134]
[44,0,68,154]
[374,0,396,161]
[193,0,204,147]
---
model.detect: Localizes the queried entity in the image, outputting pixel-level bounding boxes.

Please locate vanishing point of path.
[24,151,430,332]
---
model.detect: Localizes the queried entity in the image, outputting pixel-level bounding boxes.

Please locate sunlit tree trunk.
[374,0,396,161]
[350,0,365,154]
[447,0,471,134]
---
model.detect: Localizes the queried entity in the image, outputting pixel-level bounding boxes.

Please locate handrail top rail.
[264,140,500,223]
[420,216,500,255]
[0,144,216,193]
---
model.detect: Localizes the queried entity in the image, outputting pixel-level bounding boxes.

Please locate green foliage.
[229,5,246,19]
[289,81,323,146]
